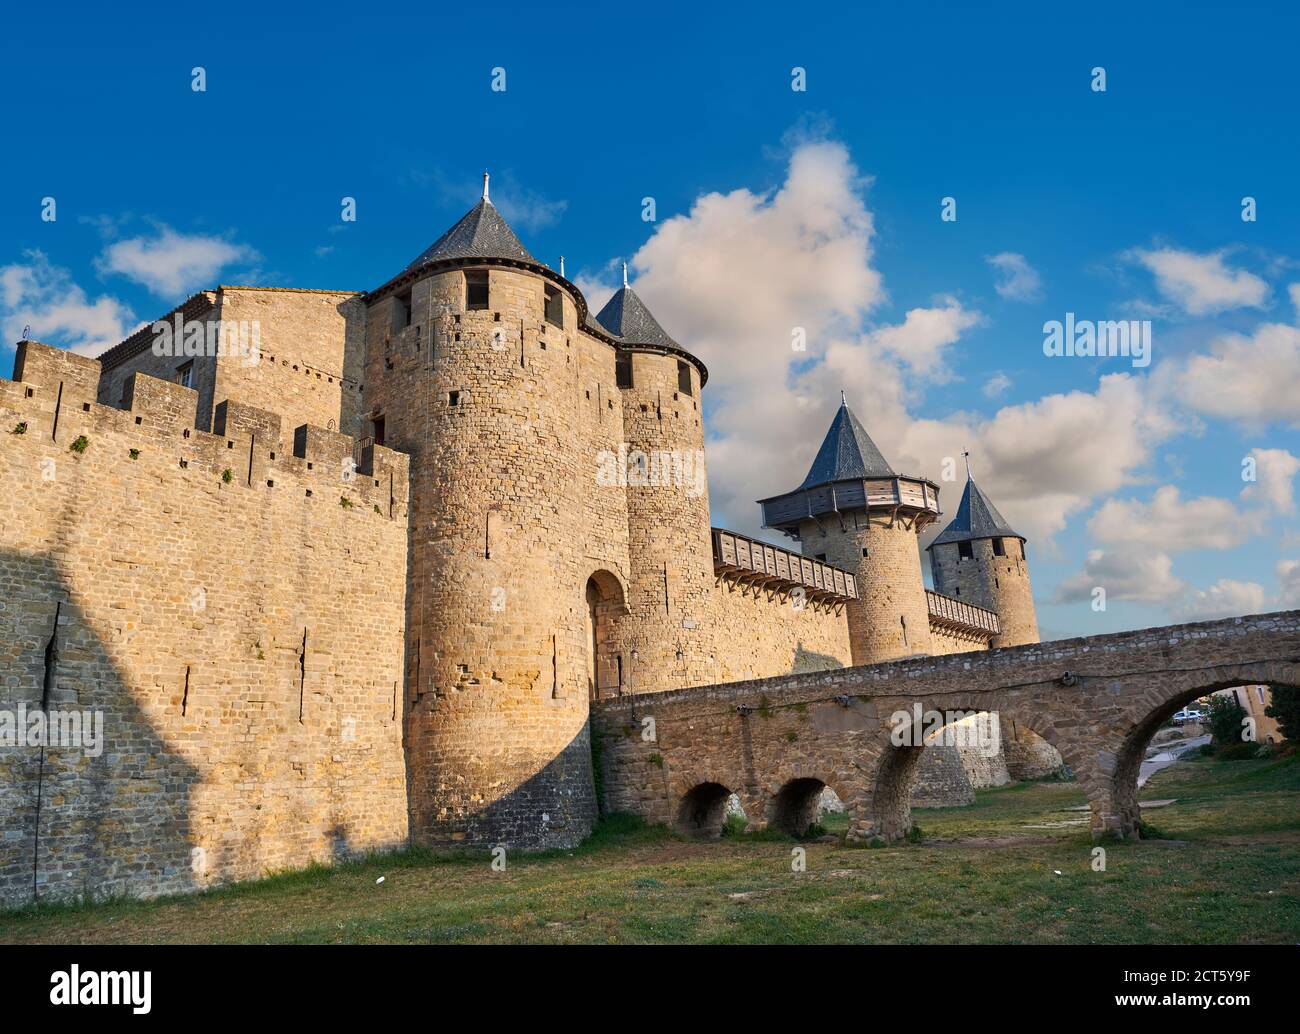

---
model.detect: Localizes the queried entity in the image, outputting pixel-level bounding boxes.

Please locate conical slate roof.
[595,286,680,350]
[405,197,535,270]
[930,476,1024,547]
[798,399,895,488]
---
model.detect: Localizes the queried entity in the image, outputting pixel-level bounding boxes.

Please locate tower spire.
[482,171,490,203]
[622,262,628,288]
[559,255,565,277]
[840,389,847,407]
[963,449,973,480]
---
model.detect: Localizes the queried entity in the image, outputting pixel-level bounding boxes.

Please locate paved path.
[1138,735,1210,787]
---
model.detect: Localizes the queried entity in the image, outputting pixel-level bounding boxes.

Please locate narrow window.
[176,361,194,388]
[615,353,633,389]
[465,270,489,310]
[393,290,411,331]
[543,284,563,328]
[958,540,974,560]
[372,416,385,446]
[992,538,1006,557]
[1019,541,1026,560]
[449,390,460,407]
[677,359,692,396]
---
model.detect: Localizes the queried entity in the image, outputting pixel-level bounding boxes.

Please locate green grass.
[2,754,1297,944]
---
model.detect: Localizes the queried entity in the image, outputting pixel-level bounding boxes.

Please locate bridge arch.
[1104,663,1300,837]
[675,781,733,838]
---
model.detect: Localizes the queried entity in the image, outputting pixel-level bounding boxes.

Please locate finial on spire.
[963,449,973,480]
[622,262,628,289]
[482,171,490,202]
[840,389,847,407]
[559,255,565,277]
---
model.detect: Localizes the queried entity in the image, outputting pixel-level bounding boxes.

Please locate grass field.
[2,752,1297,944]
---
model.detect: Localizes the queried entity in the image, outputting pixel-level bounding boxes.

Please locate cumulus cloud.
[1277,559,1300,607]
[982,372,1011,398]
[0,250,136,356]
[986,252,1042,302]
[1241,447,1300,513]
[1087,485,1263,552]
[867,296,980,379]
[1055,548,1185,604]
[1175,320,1300,427]
[1129,246,1269,316]
[610,137,1173,542]
[1171,579,1268,622]
[97,225,259,298]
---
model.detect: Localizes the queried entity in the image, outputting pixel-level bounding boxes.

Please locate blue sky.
[3,0,1298,640]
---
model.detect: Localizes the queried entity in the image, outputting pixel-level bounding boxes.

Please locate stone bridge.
[592,611,1300,841]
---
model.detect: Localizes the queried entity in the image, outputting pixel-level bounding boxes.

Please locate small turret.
[759,397,941,664]
[927,465,1038,648]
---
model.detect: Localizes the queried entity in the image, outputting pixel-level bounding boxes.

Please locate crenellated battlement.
[3,340,408,521]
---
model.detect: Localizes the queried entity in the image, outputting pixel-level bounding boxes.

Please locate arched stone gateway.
[592,611,1300,842]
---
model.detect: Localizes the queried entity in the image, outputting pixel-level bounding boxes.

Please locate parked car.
[1172,708,1204,724]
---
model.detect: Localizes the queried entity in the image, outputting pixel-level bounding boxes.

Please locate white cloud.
[982,372,1011,398]
[1055,548,1185,604]
[1277,560,1300,607]
[867,296,980,379]
[1171,578,1268,622]
[97,225,259,298]
[1176,320,1300,427]
[613,138,1172,543]
[1087,485,1263,552]
[1129,246,1269,316]
[0,250,136,356]
[986,252,1042,302]
[1241,447,1300,513]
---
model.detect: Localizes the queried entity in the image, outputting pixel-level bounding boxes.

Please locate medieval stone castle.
[0,177,1059,907]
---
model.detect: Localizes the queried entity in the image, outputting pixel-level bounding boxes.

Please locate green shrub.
[221,468,233,484]
[69,435,89,453]
[1205,693,1248,748]
[11,422,27,435]
[340,496,354,508]
[128,448,140,460]
[721,813,749,838]
[1264,685,1300,742]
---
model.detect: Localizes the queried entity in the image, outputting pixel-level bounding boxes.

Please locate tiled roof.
[594,286,680,350]
[798,399,895,488]
[405,198,535,269]
[930,477,1024,546]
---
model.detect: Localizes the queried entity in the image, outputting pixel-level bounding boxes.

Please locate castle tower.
[361,176,619,850]
[594,265,714,693]
[759,397,941,664]
[927,468,1039,647]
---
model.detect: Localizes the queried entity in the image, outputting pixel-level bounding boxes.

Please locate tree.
[1205,693,1248,748]
[1264,685,1299,742]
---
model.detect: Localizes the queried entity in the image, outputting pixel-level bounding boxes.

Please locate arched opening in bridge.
[1113,680,1294,836]
[584,571,625,701]
[874,706,1044,841]
[768,778,830,837]
[676,782,732,838]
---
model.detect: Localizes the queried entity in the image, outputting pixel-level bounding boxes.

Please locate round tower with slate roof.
[760,396,942,664]
[358,174,685,850]
[927,462,1039,648]
[595,264,714,691]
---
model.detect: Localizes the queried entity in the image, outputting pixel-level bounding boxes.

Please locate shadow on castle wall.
[0,550,199,910]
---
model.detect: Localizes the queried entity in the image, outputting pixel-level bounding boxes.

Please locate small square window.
[393,291,411,331]
[465,271,489,310]
[176,361,194,388]
[958,540,974,560]
[543,284,563,328]
[992,538,1006,557]
[449,390,461,406]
